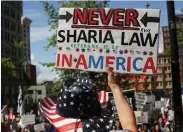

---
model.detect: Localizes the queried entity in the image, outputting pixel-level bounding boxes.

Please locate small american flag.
[39,91,108,132]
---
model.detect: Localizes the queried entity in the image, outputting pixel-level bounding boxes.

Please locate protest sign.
[168,110,174,121]
[146,95,155,103]
[155,100,166,108]
[34,123,45,131]
[135,92,147,110]
[1,105,8,115]
[56,8,160,74]
[155,101,161,108]
[20,114,35,126]
[143,103,152,112]
[135,111,149,124]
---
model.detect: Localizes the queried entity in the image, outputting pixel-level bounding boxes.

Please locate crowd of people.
[1,114,57,132]
[137,111,174,132]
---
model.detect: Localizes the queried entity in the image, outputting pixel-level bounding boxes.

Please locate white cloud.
[31,54,35,61]
[31,54,59,84]
[30,26,55,43]
[175,9,182,14]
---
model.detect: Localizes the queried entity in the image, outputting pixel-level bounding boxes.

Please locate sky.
[23,1,183,83]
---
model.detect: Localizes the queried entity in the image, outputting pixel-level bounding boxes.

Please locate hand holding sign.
[106,67,121,89]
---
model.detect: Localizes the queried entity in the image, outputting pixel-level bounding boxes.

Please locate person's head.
[138,126,142,131]
[158,118,163,125]
[115,121,121,128]
[151,125,155,131]
[143,124,147,130]
[112,126,115,130]
[155,124,159,131]
[154,120,158,124]
[23,128,28,132]
[40,78,115,131]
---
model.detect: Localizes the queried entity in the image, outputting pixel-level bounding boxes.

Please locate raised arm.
[106,67,138,132]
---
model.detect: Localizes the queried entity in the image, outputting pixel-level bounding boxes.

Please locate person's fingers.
[106,66,113,75]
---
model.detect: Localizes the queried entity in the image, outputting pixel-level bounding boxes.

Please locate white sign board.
[143,103,152,112]
[20,114,35,126]
[168,110,174,121]
[34,123,45,131]
[155,101,166,108]
[56,8,160,74]
[146,95,155,103]
[135,111,149,124]
[135,92,147,110]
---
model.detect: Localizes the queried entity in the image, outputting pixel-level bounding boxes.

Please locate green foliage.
[41,1,110,93]
[177,23,183,47]
[14,41,24,48]
[1,41,24,79]
[44,33,57,50]
[2,57,16,78]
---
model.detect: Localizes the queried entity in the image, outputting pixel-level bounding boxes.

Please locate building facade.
[162,14,183,50]
[1,1,25,107]
[21,16,32,63]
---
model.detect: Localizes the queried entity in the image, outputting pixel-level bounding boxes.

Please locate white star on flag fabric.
[39,91,109,132]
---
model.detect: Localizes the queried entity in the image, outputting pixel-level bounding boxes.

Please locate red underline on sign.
[71,25,140,30]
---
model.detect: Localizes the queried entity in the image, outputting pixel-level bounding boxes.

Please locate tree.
[1,41,24,80]
[164,9,183,52]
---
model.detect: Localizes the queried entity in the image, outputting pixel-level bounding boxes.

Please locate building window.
[2,31,4,41]
[168,73,171,78]
[11,35,16,42]
[158,74,162,78]
[5,46,8,53]
[17,12,20,21]
[1,17,3,27]
[158,67,162,72]
[10,22,16,31]
[168,66,171,71]
[18,25,20,33]
[37,90,42,95]
[28,90,33,94]
[158,59,161,64]
[164,58,166,63]
[168,58,171,63]
[18,36,20,42]
[160,82,163,86]
[5,32,8,40]
[4,5,9,16]
[5,19,10,29]
[164,67,167,71]
[10,9,15,18]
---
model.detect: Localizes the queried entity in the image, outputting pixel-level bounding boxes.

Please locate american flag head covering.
[39,78,115,132]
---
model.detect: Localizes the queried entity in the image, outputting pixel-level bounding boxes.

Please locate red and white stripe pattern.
[39,91,109,132]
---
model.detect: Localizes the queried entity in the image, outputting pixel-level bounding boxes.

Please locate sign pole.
[166,1,183,132]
